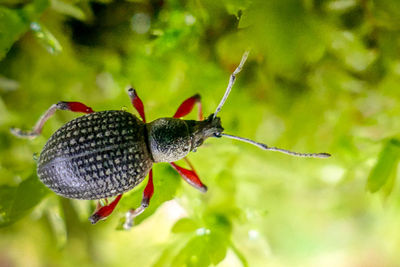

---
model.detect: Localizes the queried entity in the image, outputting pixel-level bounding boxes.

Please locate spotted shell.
[37,110,153,200]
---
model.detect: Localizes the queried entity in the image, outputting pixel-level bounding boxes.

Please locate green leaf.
[382,161,397,198]
[223,0,251,18]
[366,139,400,193]
[171,231,229,267]
[46,197,67,248]
[170,214,231,266]
[0,174,50,227]
[50,0,86,21]
[0,0,49,60]
[152,236,188,267]
[30,22,62,54]
[172,235,212,267]
[230,242,249,267]
[0,7,28,60]
[171,217,199,233]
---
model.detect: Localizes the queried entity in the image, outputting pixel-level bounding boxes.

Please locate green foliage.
[366,139,400,195]
[171,217,199,233]
[0,173,49,227]
[154,215,233,267]
[30,22,63,54]
[0,0,49,60]
[1,0,400,266]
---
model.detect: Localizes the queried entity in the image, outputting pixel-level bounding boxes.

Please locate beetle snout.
[210,116,224,137]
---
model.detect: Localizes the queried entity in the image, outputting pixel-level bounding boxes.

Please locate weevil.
[11,51,330,229]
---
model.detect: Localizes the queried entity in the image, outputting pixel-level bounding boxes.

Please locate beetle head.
[187,114,224,151]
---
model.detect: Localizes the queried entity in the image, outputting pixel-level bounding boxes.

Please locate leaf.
[172,235,212,267]
[0,8,27,59]
[152,236,188,267]
[50,0,86,21]
[230,242,249,267]
[171,231,229,267]
[169,213,231,267]
[223,0,251,18]
[382,161,397,198]
[46,197,67,248]
[366,139,400,193]
[0,174,50,227]
[30,22,62,54]
[204,214,231,265]
[0,0,49,60]
[171,217,199,233]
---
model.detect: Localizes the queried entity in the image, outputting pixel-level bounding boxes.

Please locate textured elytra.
[37,110,153,200]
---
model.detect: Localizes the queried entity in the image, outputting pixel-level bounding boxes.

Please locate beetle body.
[37,110,223,200]
[38,110,153,200]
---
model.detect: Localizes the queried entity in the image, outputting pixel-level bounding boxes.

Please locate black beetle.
[11,51,330,229]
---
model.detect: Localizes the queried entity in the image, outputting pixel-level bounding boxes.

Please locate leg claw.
[10,128,38,139]
[123,210,135,230]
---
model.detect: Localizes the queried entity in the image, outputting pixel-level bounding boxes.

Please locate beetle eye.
[214,132,222,138]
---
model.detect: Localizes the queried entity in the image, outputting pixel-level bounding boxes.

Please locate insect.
[11,51,330,229]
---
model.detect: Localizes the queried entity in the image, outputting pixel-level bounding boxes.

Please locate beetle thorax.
[147,118,192,163]
[146,115,224,163]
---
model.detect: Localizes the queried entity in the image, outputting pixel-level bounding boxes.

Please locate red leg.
[123,169,154,229]
[170,160,207,193]
[89,194,122,224]
[142,169,154,205]
[58,101,94,113]
[128,88,146,122]
[173,94,203,121]
[11,101,94,139]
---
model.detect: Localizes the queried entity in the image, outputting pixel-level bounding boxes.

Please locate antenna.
[213,51,250,118]
[222,133,331,158]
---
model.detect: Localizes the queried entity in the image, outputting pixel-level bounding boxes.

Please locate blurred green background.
[1,0,400,266]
